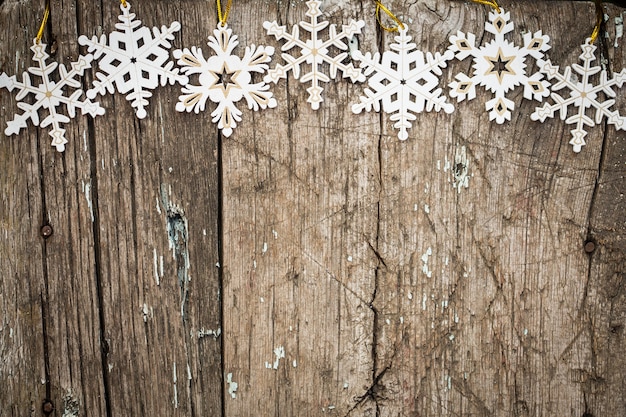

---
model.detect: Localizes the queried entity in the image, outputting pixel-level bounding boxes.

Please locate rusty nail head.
[41,225,53,238]
[584,240,596,253]
[42,400,54,413]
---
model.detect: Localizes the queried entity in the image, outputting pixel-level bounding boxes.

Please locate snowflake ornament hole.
[494,17,505,31]
[218,70,235,89]
[137,37,145,49]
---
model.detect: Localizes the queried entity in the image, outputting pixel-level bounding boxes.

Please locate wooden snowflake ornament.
[352,27,455,140]
[263,0,365,110]
[0,39,104,152]
[78,2,187,119]
[531,39,626,153]
[173,23,276,137]
[448,8,551,123]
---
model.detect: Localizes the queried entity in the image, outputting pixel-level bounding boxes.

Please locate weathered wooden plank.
[0,0,48,411]
[73,1,224,415]
[2,0,625,416]
[0,1,107,416]
[368,1,626,416]
[583,5,626,416]
[1,0,224,415]
[221,1,380,415]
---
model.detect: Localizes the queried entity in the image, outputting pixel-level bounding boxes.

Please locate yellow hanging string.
[471,0,500,13]
[589,0,603,44]
[375,0,404,32]
[120,0,127,7]
[217,0,232,26]
[35,1,50,44]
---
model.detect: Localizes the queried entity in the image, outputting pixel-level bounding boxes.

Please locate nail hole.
[42,400,54,414]
[41,225,53,238]
[584,239,596,253]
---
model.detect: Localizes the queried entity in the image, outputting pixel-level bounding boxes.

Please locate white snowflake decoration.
[0,39,104,152]
[531,40,626,152]
[173,23,276,137]
[263,0,365,110]
[78,2,187,118]
[352,27,455,140]
[448,8,551,123]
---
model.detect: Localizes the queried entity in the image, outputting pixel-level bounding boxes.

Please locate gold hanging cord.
[217,0,233,26]
[589,0,603,44]
[375,0,405,32]
[35,0,50,44]
[471,0,500,13]
[121,0,128,8]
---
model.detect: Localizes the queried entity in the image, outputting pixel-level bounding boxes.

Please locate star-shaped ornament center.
[210,63,240,94]
[485,48,516,84]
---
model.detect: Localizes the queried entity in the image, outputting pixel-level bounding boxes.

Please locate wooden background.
[1,0,625,416]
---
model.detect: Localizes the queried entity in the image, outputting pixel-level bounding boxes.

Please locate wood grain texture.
[1,0,625,416]
[221,2,379,415]
[0,3,48,415]
[2,1,223,416]
[368,2,626,416]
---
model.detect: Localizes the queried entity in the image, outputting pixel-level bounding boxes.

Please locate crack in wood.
[161,191,191,322]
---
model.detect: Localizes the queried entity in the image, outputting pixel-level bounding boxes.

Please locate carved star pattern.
[210,63,239,95]
[485,48,516,84]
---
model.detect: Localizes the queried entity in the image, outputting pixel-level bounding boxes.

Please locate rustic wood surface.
[1,0,625,416]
